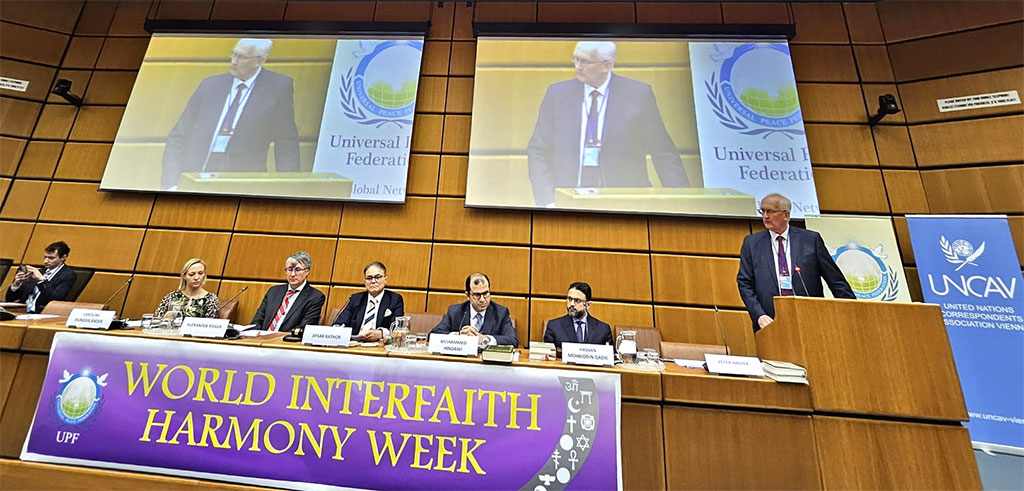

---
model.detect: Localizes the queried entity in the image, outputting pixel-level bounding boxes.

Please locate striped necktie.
[268,289,297,332]
[362,298,377,328]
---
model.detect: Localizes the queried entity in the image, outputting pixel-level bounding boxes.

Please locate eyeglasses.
[571,56,606,67]
[230,52,262,61]
[469,291,491,300]
[284,267,308,274]
[757,208,787,216]
[364,274,385,282]
[566,296,587,305]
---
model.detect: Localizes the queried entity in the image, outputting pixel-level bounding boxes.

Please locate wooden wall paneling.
[0,137,28,177]
[210,0,286,20]
[122,274,223,319]
[882,170,930,214]
[73,1,117,35]
[791,45,859,82]
[872,125,917,169]
[529,297,653,343]
[798,83,868,123]
[39,182,153,226]
[905,266,923,302]
[421,41,451,76]
[877,1,1024,43]
[15,142,63,179]
[445,77,473,114]
[853,45,895,83]
[339,196,436,241]
[805,124,878,166]
[0,179,49,220]
[532,248,652,302]
[223,234,337,283]
[861,84,906,125]
[899,68,1024,124]
[790,2,850,45]
[429,243,530,294]
[449,41,476,76]
[0,98,42,139]
[533,212,648,251]
[154,0,214,20]
[890,216,915,265]
[149,194,239,231]
[333,238,432,289]
[0,0,83,33]
[0,352,20,418]
[663,407,820,489]
[441,114,471,153]
[537,2,635,23]
[62,36,104,69]
[920,164,1024,214]
[654,305,756,357]
[621,402,667,490]
[635,2,722,24]
[83,70,137,105]
[0,22,70,66]
[411,114,443,153]
[416,76,448,113]
[887,22,1024,82]
[438,155,467,196]
[433,198,531,245]
[373,1,431,22]
[68,106,125,141]
[0,220,35,263]
[814,416,980,489]
[135,229,232,275]
[721,2,790,24]
[282,2,374,21]
[394,288,428,313]
[95,37,149,70]
[813,167,891,213]
[108,1,153,36]
[425,291,529,345]
[453,2,475,42]
[473,2,537,23]
[54,142,112,180]
[0,60,57,102]
[1008,216,1024,265]
[843,2,885,44]
[0,354,47,458]
[326,286,428,320]
[31,104,78,140]
[0,179,9,205]
[1,460,264,490]
[27,223,144,270]
[649,217,751,256]
[406,154,440,195]
[911,115,1024,167]
[324,285,363,318]
[234,198,342,236]
[651,254,744,308]
[426,0,454,40]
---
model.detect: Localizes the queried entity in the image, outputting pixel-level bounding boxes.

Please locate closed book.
[482,344,515,363]
[762,360,807,377]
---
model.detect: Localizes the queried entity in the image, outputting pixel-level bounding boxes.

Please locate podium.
[178,172,353,199]
[553,187,755,215]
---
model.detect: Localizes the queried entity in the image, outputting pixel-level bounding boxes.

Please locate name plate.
[66,309,116,330]
[562,343,615,366]
[302,325,352,347]
[428,333,478,356]
[180,317,229,338]
[705,353,765,377]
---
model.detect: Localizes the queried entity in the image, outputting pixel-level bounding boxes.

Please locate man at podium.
[737,193,854,332]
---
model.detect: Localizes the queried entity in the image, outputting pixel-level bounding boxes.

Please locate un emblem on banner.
[53,369,107,425]
[339,40,422,128]
[705,43,805,140]
[940,235,986,271]
[831,241,899,301]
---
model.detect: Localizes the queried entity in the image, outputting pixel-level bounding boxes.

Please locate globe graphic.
[731,48,800,117]
[836,249,883,294]
[363,45,420,109]
[60,377,96,420]
[951,239,974,257]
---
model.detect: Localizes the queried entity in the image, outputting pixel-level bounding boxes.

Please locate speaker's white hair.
[574,41,617,62]
[235,38,272,58]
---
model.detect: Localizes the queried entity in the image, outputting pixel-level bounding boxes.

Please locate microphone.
[221,286,248,306]
[713,305,731,355]
[101,275,134,310]
[793,266,809,297]
[332,296,352,327]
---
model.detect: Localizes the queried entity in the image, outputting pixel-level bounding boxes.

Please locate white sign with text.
[65,309,116,330]
[302,325,352,347]
[562,343,615,366]
[428,333,478,356]
[180,317,229,338]
[705,353,766,377]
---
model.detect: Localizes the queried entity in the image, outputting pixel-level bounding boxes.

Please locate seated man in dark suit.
[737,193,855,332]
[543,282,613,349]
[6,241,77,313]
[251,251,325,333]
[430,273,518,347]
[332,261,405,342]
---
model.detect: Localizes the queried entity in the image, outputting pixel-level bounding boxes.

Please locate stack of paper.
[762,360,808,384]
[529,341,557,361]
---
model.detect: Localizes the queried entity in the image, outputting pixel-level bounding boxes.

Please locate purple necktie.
[220,82,247,134]
[777,236,794,296]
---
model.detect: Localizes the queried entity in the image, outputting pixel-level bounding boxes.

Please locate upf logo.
[705,43,805,140]
[339,40,423,128]
[940,235,985,271]
[54,369,106,426]
[830,241,900,302]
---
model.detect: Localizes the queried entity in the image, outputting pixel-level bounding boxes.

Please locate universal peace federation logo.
[830,241,900,301]
[339,40,423,128]
[53,368,107,425]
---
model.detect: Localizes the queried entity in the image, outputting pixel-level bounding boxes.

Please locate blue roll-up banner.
[907,215,1023,453]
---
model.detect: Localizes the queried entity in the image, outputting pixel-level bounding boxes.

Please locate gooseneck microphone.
[793,265,809,297]
[101,275,134,310]
[713,305,731,355]
[221,286,248,306]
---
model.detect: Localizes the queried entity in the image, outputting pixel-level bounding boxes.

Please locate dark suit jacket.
[543,314,613,349]
[526,73,689,206]
[250,284,325,332]
[332,290,405,335]
[5,265,77,313]
[737,226,855,332]
[430,300,518,347]
[161,69,300,189]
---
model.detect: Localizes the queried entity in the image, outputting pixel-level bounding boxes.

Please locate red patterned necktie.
[268,289,297,332]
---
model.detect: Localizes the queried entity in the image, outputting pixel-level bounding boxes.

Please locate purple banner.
[22,333,622,490]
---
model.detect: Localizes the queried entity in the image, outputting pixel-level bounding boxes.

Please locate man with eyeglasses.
[7,241,77,313]
[430,273,518,347]
[737,193,854,332]
[526,41,689,208]
[250,251,325,332]
[331,262,405,342]
[542,282,612,349]
[161,38,300,189]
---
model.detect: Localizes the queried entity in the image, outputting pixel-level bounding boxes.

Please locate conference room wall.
[1,1,1021,353]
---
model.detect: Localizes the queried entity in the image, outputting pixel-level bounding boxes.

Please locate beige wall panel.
[888,23,1024,82]
[911,115,1024,167]
[31,104,77,140]
[722,2,789,24]
[474,2,537,22]
[149,194,238,231]
[426,1,454,40]
[95,37,149,70]
[791,45,859,82]
[54,142,111,181]
[655,305,756,357]
[806,124,878,166]
[533,212,649,251]
[652,254,744,308]
[0,1,82,33]
[891,216,915,265]
[122,274,223,319]
[0,179,8,203]
[449,41,476,76]
[415,76,447,113]
[537,2,635,22]
[0,352,20,417]
[862,84,906,124]
[883,170,930,214]
[210,1,286,21]
[853,45,894,82]
[798,83,867,123]
[283,2,374,21]
[325,285,362,317]
[900,68,1024,124]
[921,164,1024,214]
[434,198,531,245]
[438,155,467,196]
[421,41,450,76]
[0,220,34,263]
[843,2,885,44]
[223,234,336,282]
[814,167,890,213]
[407,154,440,195]
[451,3,476,41]
[532,248,652,302]
[39,182,153,226]
[0,98,41,138]
[0,180,48,220]
[218,280,330,326]
[333,238,431,289]
[649,217,751,256]
[27,223,144,270]
[872,125,916,168]
[877,1,1024,42]
[340,196,436,241]
[442,114,471,153]
[0,22,69,66]
[135,229,231,276]
[234,198,342,236]
[445,77,474,114]
[394,288,428,313]
[411,113,443,153]
[636,2,722,23]
[529,297,653,343]
[0,60,56,102]
[791,2,850,44]
[69,106,125,142]
[426,291,529,345]
[0,137,27,177]
[83,70,138,105]
[430,243,530,294]
[62,36,103,69]
[15,142,62,179]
